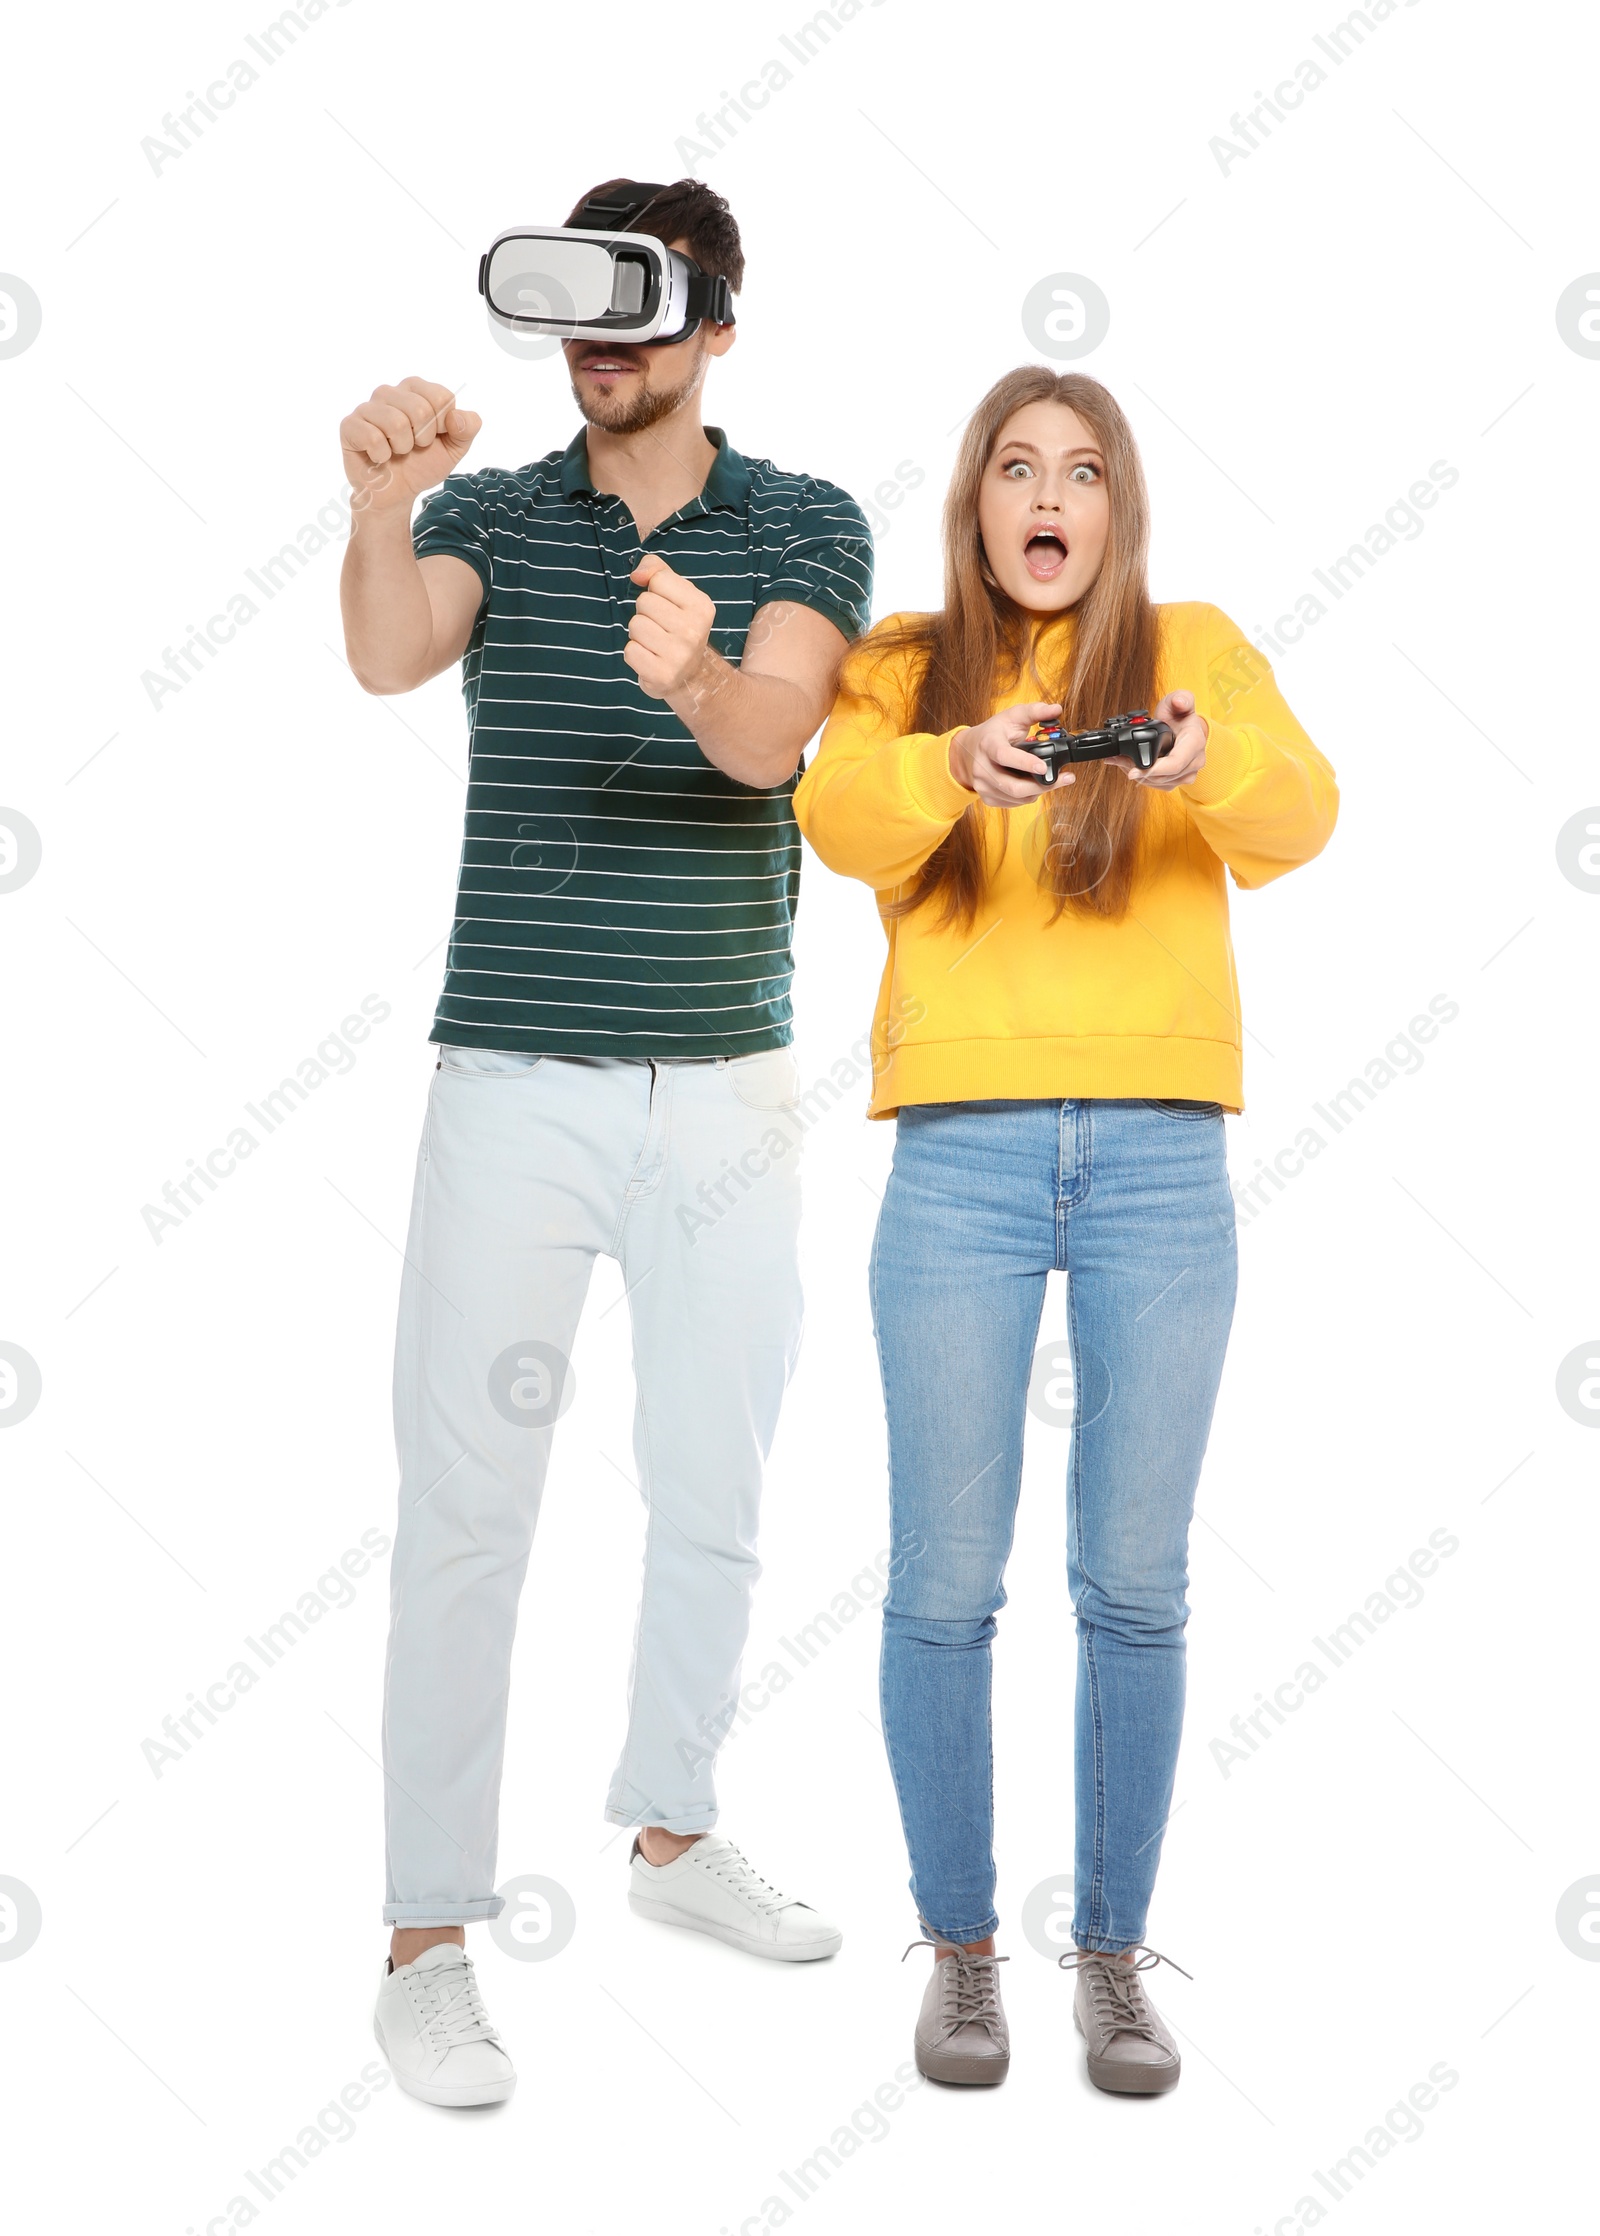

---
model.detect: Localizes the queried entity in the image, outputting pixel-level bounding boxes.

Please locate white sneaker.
[628,1833,842,1961]
[372,1942,516,2107]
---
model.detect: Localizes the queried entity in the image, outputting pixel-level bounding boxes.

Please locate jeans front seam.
[1055,1101,1068,1268]
[615,1063,673,1249]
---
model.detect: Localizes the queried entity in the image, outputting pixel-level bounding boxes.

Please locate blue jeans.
[870,1098,1238,1952]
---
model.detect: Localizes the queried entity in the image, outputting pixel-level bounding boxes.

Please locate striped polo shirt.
[411,427,873,1057]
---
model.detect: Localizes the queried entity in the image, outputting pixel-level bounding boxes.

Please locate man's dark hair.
[562,177,744,295]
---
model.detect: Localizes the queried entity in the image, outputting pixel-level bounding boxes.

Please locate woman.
[794,368,1338,2093]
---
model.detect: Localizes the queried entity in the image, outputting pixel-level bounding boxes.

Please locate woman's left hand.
[1117,689,1208,789]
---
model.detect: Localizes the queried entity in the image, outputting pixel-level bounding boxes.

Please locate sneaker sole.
[1073,2005,1180,2095]
[914,2040,1010,2086]
[628,1890,841,1961]
[373,2017,517,2107]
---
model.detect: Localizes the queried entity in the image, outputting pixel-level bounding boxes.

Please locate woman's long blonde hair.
[867,367,1160,927]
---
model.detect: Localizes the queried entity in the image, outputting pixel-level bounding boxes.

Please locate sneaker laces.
[1058,1944,1191,2043]
[407,1956,502,2051]
[903,1941,1010,2043]
[697,1842,794,1917]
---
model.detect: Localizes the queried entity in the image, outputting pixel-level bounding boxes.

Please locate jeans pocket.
[437,1045,547,1078]
[724,1049,801,1111]
[1148,1098,1223,1119]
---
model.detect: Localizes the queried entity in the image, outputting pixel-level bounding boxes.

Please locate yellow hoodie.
[794,602,1338,1117]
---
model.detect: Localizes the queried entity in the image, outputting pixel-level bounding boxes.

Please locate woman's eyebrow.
[995,441,1104,461]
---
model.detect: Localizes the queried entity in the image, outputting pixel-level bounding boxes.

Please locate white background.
[2,1,1595,2230]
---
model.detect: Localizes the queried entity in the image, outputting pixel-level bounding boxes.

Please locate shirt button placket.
[597,497,640,630]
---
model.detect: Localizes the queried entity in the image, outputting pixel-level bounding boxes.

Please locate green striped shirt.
[412,427,873,1057]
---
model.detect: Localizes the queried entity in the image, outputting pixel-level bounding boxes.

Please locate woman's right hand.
[948,703,1068,805]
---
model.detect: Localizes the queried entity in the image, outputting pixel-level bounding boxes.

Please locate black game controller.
[1023,710,1176,779]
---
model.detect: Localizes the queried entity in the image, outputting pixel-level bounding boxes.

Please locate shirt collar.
[699,427,750,510]
[559,425,749,516]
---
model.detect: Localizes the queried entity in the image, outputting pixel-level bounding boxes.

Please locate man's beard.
[574,343,708,434]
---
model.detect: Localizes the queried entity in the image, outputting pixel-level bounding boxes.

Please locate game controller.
[1023,710,1176,779]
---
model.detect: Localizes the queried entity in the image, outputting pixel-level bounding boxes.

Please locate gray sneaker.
[906,1941,1011,2085]
[1062,1945,1190,2095]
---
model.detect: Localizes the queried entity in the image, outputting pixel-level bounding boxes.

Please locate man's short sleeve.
[411,473,493,607]
[760,481,874,644]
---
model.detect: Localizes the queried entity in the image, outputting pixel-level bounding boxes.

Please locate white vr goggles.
[478,181,735,348]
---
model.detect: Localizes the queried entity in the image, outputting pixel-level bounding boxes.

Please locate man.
[339,178,872,2107]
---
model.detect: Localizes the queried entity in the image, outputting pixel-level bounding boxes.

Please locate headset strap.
[569,181,669,232]
[567,182,734,325]
[682,272,734,324]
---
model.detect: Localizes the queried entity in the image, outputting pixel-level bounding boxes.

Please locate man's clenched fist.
[339,378,481,516]
[625,554,717,702]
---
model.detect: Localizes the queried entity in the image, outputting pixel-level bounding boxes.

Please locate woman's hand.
[948,703,1068,805]
[1118,689,1209,789]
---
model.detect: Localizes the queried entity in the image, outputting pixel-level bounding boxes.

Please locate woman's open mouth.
[1023,525,1068,581]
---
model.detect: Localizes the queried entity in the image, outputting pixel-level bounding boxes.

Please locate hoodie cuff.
[1182,720,1257,809]
[903,729,978,823]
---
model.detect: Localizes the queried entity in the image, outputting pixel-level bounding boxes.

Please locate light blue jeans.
[382,1045,804,1925]
[870,1097,1238,1952]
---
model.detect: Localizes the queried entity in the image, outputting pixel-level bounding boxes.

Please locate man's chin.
[571,352,706,435]
[577,383,652,432]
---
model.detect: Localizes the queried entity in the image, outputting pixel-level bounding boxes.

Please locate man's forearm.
[665,651,820,788]
[340,505,437,694]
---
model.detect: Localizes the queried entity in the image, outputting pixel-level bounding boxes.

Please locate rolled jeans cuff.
[382,1896,505,1926]
[603,1801,720,1835]
[916,1909,1000,1947]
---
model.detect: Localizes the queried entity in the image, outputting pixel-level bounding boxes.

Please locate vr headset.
[478,181,736,348]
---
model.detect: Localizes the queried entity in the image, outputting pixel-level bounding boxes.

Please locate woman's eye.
[1070,464,1099,483]
[1001,459,1033,479]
